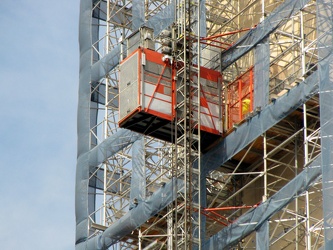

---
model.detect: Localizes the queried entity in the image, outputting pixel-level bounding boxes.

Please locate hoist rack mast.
[173,0,202,247]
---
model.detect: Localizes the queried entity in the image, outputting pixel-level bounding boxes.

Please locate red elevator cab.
[119,48,224,151]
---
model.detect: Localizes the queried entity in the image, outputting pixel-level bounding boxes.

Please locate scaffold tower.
[76,0,333,249]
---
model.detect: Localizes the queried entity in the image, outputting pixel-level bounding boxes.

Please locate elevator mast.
[171,0,202,247]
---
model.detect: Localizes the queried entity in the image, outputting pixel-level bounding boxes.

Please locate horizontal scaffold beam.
[204,155,322,249]
[76,129,141,245]
[77,0,174,246]
[201,70,318,175]
[91,3,175,83]
[220,0,311,70]
[77,178,181,250]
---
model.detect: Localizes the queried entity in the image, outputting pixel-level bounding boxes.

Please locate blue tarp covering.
[317,0,333,248]
[220,0,311,70]
[201,71,318,175]
[204,156,322,249]
[77,0,322,249]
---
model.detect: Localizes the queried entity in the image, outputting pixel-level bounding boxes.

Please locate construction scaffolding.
[75,0,332,249]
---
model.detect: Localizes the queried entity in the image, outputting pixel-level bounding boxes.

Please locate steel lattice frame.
[77,0,326,249]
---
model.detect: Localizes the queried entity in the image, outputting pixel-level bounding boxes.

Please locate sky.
[0,1,80,249]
